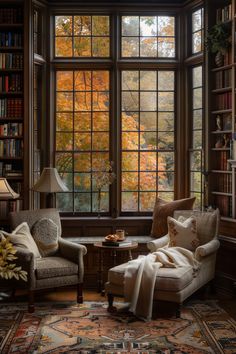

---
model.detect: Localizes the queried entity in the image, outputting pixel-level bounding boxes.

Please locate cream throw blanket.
[124,247,201,321]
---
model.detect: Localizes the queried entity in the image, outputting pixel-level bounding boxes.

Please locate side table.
[94,241,138,294]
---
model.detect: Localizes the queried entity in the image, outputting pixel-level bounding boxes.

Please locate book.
[102,241,133,247]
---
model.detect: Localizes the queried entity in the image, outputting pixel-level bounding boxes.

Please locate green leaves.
[206,22,231,54]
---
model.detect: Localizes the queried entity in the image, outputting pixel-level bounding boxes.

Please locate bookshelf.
[208,0,234,218]
[0,2,24,220]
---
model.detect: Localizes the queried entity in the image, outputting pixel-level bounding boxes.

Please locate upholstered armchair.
[6,208,87,313]
[105,209,220,317]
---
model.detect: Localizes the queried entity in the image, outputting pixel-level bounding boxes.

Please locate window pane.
[55,37,72,57]
[192,9,202,32]
[56,71,73,91]
[74,16,91,35]
[121,70,175,212]
[121,15,175,58]
[55,16,72,36]
[56,113,73,131]
[192,8,204,54]
[56,92,73,111]
[122,16,139,36]
[190,65,203,209]
[193,31,202,54]
[158,16,175,36]
[122,37,139,57]
[140,16,157,36]
[56,70,110,213]
[55,15,110,58]
[74,37,91,57]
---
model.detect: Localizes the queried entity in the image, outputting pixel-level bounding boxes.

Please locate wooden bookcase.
[208,0,236,219]
[0,1,24,220]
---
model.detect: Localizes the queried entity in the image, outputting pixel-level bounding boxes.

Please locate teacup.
[116,229,125,241]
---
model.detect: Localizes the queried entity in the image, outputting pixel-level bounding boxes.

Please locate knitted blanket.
[124,247,201,321]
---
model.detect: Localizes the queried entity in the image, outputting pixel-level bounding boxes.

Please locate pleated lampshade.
[32,167,68,193]
[0,178,19,199]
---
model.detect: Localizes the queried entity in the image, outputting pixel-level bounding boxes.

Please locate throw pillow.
[167,216,200,251]
[31,218,59,257]
[0,222,41,258]
[173,209,220,245]
[151,196,196,238]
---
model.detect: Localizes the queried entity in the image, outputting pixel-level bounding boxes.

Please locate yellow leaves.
[0,236,27,282]
[55,16,110,58]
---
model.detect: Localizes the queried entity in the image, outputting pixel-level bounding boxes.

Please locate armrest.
[194,239,220,260]
[14,247,36,288]
[58,238,87,282]
[147,235,169,253]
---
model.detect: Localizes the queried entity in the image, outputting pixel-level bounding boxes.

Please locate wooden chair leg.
[107,293,117,313]
[77,283,83,303]
[176,303,181,318]
[28,290,34,313]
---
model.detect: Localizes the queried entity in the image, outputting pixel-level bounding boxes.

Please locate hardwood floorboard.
[14,287,236,320]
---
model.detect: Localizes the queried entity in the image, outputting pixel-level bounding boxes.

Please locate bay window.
[53,13,177,215]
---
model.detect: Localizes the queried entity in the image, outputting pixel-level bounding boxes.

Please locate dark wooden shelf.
[0,68,23,72]
[0,135,23,139]
[0,23,23,28]
[212,147,230,151]
[211,191,232,196]
[212,109,232,114]
[212,64,233,72]
[0,91,23,95]
[211,130,232,134]
[4,175,23,179]
[211,170,232,173]
[0,117,23,121]
[0,156,23,160]
[212,87,232,93]
[0,47,23,51]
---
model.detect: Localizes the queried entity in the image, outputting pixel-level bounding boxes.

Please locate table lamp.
[32,167,68,207]
[0,178,19,200]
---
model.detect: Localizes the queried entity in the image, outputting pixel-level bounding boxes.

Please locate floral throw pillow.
[167,216,200,251]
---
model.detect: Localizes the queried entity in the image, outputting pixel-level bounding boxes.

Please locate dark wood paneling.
[61,217,153,237]
[216,236,236,296]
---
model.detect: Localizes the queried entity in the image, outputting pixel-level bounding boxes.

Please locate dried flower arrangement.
[92,160,116,217]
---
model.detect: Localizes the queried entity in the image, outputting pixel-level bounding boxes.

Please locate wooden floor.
[15,287,236,320]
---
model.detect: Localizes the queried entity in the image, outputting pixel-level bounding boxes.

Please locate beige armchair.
[6,208,87,313]
[105,209,220,317]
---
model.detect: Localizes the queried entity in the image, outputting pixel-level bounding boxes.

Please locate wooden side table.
[94,241,138,294]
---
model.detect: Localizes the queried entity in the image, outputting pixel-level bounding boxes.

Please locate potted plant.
[206,22,231,66]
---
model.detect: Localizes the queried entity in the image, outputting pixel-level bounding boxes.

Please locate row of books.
[223,48,232,66]
[215,92,232,110]
[0,98,23,118]
[0,123,23,136]
[0,199,22,219]
[213,150,230,170]
[0,32,23,47]
[0,139,23,157]
[0,8,23,24]
[0,162,23,177]
[213,195,232,217]
[0,53,23,69]
[214,173,232,194]
[215,69,232,89]
[216,4,232,23]
[0,74,23,92]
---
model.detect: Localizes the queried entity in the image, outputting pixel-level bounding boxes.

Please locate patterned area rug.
[0,300,235,353]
